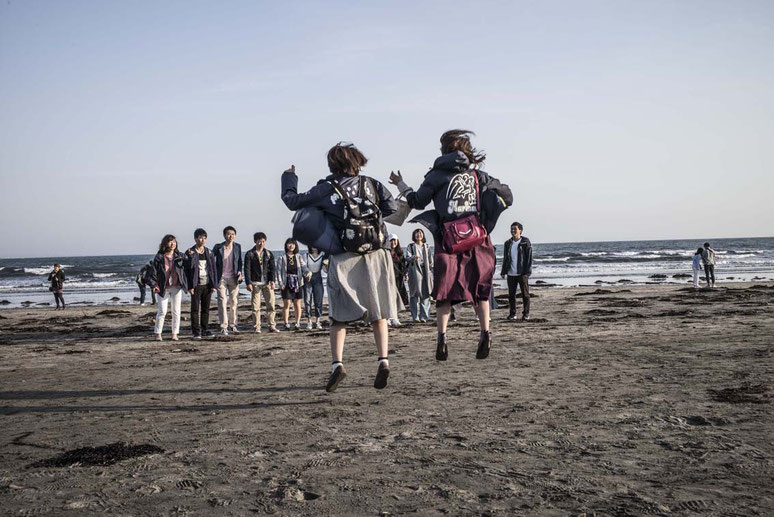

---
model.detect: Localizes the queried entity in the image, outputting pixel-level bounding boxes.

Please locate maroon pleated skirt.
[432,237,495,304]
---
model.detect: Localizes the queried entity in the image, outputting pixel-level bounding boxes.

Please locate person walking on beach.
[281,142,398,392]
[48,264,65,310]
[149,235,189,341]
[406,228,433,322]
[213,226,242,335]
[303,246,326,330]
[500,222,533,320]
[185,228,217,339]
[390,129,512,361]
[244,232,279,333]
[692,247,704,289]
[276,238,308,330]
[388,234,408,326]
[702,242,716,288]
[136,263,155,305]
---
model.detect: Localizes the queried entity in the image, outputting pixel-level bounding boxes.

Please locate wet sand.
[1,283,773,515]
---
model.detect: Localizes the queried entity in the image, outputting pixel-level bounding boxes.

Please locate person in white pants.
[149,234,189,341]
[692,246,704,289]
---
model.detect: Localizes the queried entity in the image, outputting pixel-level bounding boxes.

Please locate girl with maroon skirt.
[390,130,511,361]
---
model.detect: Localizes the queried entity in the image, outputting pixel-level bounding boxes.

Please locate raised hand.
[388,170,402,185]
[284,165,296,175]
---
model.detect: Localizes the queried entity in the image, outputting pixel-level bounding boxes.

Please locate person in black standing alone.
[136,263,156,305]
[500,221,533,320]
[48,264,65,310]
[186,228,218,339]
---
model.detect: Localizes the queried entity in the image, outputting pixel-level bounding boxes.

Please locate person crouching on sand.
[185,228,218,339]
[149,234,189,341]
[281,142,398,392]
[692,247,704,289]
[48,264,65,310]
[390,129,512,361]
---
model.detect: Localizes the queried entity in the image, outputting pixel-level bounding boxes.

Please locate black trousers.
[704,264,715,285]
[190,285,212,335]
[53,291,65,308]
[507,274,530,316]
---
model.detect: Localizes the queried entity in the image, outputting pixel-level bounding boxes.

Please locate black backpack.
[329,177,384,254]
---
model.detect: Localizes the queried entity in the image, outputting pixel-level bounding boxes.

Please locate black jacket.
[402,151,513,239]
[48,270,65,291]
[149,251,189,296]
[212,242,242,283]
[184,246,218,290]
[244,246,276,284]
[500,236,532,277]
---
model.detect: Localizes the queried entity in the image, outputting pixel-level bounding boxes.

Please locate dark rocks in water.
[649,274,668,279]
[752,276,765,280]
[96,309,131,317]
[594,280,605,284]
[29,442,164,468]
[21,301,33,306]
[133,296,141,301]
[36,302,51,306]
[109,297,121,302]
[726,277,735,280]
[0,300,10,305]
[534,280,548,284]
[673,273,691,278]
[617,279,634,284]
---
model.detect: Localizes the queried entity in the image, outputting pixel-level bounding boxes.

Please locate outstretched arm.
[281,165,332,211]
[389,170,435,210]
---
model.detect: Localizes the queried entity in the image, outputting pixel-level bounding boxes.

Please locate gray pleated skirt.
[327,249,399,323]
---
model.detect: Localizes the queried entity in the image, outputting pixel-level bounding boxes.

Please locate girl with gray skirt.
[406,228,433,322]
[281,143,398,392]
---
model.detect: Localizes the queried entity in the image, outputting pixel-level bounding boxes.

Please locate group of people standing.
[692,242,717,288]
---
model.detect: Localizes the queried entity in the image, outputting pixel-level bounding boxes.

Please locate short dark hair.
[696,247,704,255]
[511,222,523,231]
[194,228,207,239]
[223,226,236,237]
[440,129,485,165]
[703,242,710,247]
[254,232,267,242]
[284,238,298,254]
[327,142,367,177]
[412,228,426,244]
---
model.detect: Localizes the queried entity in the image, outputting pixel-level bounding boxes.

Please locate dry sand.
[1,283,773,515]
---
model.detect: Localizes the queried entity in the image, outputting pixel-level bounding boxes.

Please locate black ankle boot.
[476,331,491,359]
[436,333,448,361]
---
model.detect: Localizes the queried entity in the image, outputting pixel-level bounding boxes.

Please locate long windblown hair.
[440,129,486,166]
[158,234,177,254]
[327,142,367,177]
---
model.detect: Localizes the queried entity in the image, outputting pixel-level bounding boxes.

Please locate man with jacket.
[702,242,716,288]
[244,232,279,333]
[500,222,533,320]
[213,226,243,335]
[185,228,218,339]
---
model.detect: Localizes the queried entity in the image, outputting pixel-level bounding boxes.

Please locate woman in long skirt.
[281,143,398,392]
[405,228,433,322]
[390,130,511,361]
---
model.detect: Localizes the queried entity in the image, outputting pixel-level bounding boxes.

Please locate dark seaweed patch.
[30,442,164,468]
[708,384,768,404]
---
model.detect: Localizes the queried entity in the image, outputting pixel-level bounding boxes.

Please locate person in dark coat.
[185,228,218,338]
[390,129,512,362]
[136,264,156,305]
[500,222,533,320]
[212,226,243,335]
[148,234,189,341]
[48,264,66,310]
[388,234,409,325]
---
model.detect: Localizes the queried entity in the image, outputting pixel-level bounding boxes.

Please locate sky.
[1,0,772,258]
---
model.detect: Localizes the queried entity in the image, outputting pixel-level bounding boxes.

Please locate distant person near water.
[48,264,65,310]
[281,143,398,392]
[276,238,308,330]
[390,129,512,362]
[213,226,242,335]
[185,228,218,339]
[406,228,433,323]
[388,234,408,327]
[244,232,279,333]
[136,263,155,305]
[501,221,533,321]
[692,247,704,288]
[702,242,716,288]
[149,234,189,341]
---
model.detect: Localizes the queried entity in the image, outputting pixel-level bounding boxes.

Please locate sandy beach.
[1,283,772,515]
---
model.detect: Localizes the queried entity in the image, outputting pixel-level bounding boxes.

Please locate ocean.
[1,237,772,309]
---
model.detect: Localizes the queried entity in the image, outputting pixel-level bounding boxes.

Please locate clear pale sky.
[1,0,772,258]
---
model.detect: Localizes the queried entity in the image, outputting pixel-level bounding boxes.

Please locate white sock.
[378,358,389,368]
[332,361,343,373]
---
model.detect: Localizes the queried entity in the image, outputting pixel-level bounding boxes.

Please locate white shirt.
[508,238,522,276]
[306,253,324,274]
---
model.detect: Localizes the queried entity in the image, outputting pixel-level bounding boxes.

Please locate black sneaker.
[326,365,347,393]
[436,333,448,361]
[374,362,390,389]
[506,314,517,321]
[476,331,491,360]
[522,314,530,321]
[202,330,213,337]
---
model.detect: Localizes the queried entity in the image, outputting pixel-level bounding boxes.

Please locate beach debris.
[708,384,769,404]
[29,442,164,468]
[96,309,131,317]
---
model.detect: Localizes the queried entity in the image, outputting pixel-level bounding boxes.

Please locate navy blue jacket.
[281,172,397,251]
[149,251,190,296]
[500,236,533,276]
[212,242,243,284]
[244,246,276,284]
[184,246,218,289]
